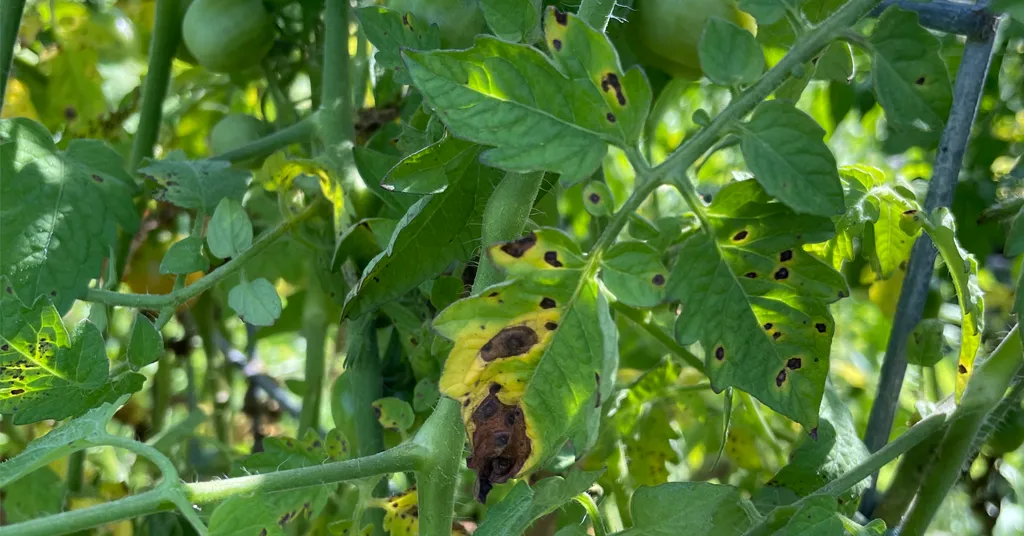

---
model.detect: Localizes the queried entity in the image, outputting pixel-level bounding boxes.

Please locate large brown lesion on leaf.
[468,390,532,502]
[500,232,537,258]
[479,325,538,362]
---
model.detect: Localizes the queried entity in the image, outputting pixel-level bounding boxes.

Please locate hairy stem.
[575,492,607,536]
[859,13,1000,514]
[473,172,546,293]
[129,0,182,169]
[0,0,26,111]
[410,397,466,535]
[901,325,1023,535]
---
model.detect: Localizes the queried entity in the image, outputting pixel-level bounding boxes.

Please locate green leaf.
[600,241,668,308]
[480,0,542,43]
[619,482,761,535]
[774,496,843,535]
[0,395,128,487]
[228,278,283,327]
[436,229,617,500]
[993,0,1024,23]
[755,388,869,514]
[738,0,785,24]
[207,198,254,259]
[2,466,66,523]
[869,7,952,133]
[812,43,854,83]
[343,147,500,318]
[0,118,138,314]
[372,397,415,431]
[1005,205,1024,257]
[475,468,603,536]
[382,135,478,194]
[698,17,765,87]
[923,208,984,397]
[842,518,887,536]
[355,6,441,85]
[352,147,418,214]
[739,100,844,217]
[583,181,614,217]
[140,150,249,213]
[665,180,848,429]
[430,275,464,311]
[413,378,440,412]
[0,285,144,424]
[403,8,650,184]
[127,314,163,370]
[159,235,210,275]
[906,319,945,367]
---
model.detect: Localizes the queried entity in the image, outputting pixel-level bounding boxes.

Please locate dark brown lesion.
[468,393,531,502]
[544,251,563,267]
[553,8,568,25]
[600,73,627,106]
[500,232,537,258]
[479,326,539,362]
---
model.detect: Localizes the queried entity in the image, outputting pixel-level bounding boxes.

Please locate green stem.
[575,492,607,536]
[0,0,26,111]
[4,489,171,536]
[610,301,704,372]
[129,0,182,169]
[298,276,329,435]
[870,416,945,525]
[901,325,1023,535]
[84,199,321,310]
[473,172,546,293]
[211,112,319,164]
[151,354,172,434]
[66,450,85,494]
[321,0,355,151]
[410,397,465,535]
[576,0,616,32]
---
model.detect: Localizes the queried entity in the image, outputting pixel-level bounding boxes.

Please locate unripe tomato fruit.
[385,0,485,49]
[209,113,271,155]
[625,0,757,79]
[182,0,275,73]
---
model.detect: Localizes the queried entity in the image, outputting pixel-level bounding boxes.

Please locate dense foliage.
[1,0,1024,535]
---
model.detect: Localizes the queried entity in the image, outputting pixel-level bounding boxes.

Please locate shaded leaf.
[355,6,441,84]
[906,319,945,367]
[254,152,344,237]
[207,199,253,259]
[382,135,478,194]
[413,378,440,412]
[480,0,542,43]
[666,180,848,429]
[739,0,786,24]
[2,466,65,523]
[159,235,209,275]
[475,468,603,536]
[127,314,163,370]
[228,278,283,327]
[619,482,761,535]
[774,496,843,535]
[372,397,415,431]
[140,151,249,213]
[698,17,765,87]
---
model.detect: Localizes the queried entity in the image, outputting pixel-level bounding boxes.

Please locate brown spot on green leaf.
[544,251,563,267]
[540,297,556,309]
[469,394,531,502]
[600,73,626,105]
[733,230,748,241]
[501,232,537,258]
[479,326,539,362]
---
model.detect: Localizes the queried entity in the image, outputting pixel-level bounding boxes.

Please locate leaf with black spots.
[600,241,668,308]
[372,397,415,431]
[355,6,441,85]
[436,229,617,501]
[666,180,848,429]
[139,150,249,213]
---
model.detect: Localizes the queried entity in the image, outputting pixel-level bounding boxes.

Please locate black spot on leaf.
[745,272,757,278]
[540,297,556,309]
[553,8,568,25]
[479,326,539,362]
[786,357,802,370]
[780,250,793,262]
[733,230,748,241]
[600,73,626,105]
[91,174,104,183]
[714,346,725,360]
[545,321,558,330]
[544,251,563,267]
[773,331,782,340]
[915,76,925,85]
[815,323,827,333]
[606,112,616,123]
[776,369,787,387]
[501,232,537,258]
[763,323,773,330]
[652,274,665,286]
[774,268,789,280]
[588,192,601,204]
[552,39,562,51]
[10,389,24,395]
[958,364,968,374]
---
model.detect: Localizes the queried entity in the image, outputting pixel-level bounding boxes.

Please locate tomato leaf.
[413,378,440,412]
[2,466,65,523]
[343,146,500,318]
[436,229,617,501]
[480,0,542,43]
[738,0,786,24]
[869,7,953,134]
[906,319,945,367]
[776,496,844,535]
[812,43,854,83]
[600,241,668,308]
[159,235,210,275]
[0,118,139,314]
[739,100,845,217]
[382,135,478,194]
[207,199,254,259]
[475,468,603,536]
[372,397,415,431]
[140,151,249,213]
[0,284,144,424]
[127,313,163,370]
[228,278,282,327]
[698,17,765,87]
[618,482,761,535]
[403,8,650,185]
[665,181,848,430]
[355,6,441,85]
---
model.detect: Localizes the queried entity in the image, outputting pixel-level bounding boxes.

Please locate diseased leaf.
[0,118,139,313]
[619,482,761,535]
[127,313,163,370]
[254,152,344,237]
[739,101,845,217]
[413,378,440,412]
[666,181,848,429]
[228,278,283,327]
[906,319,945,367]
[774,496,843,535]
[382,135,478,194]
[436,229,617,501]
[207,199,253,259]
[403,8,650,184]
[480,0,542,43]
[922,208,984,398]
[475,468,603,536]
[600,241,668,308]
[698,17,764,87]
[869,7,952,133]
[159,235,210,275]
[355,6,441,84]
[0,285,144,424]
[140,151,249,213]
[372,397,415,431]
[343,146,500,318]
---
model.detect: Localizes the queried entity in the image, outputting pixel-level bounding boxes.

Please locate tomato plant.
[2,1,1024,536]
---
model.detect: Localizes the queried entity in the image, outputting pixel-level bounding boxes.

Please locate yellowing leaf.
[256,152,345,233]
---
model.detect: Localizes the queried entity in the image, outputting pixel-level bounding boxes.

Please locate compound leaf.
[355,6,441,85]
[619,482,761,535]
[666,180,848,430]
[436,229,617,501]
[0,118,138,314]
[140,150,249,213]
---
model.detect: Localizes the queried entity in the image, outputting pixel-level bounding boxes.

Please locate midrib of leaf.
[738,124,810,189]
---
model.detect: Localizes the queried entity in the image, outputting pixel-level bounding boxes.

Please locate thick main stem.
[298,276,329,435]
[859,14,1000,514]
[0,0,26,111]
[473,172,546,292]
[129,0,182,169]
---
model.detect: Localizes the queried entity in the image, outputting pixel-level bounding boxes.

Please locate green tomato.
[625,0,757,79]
[209,114,271,160]
[385,0,486,49]
[182,0,275,73]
